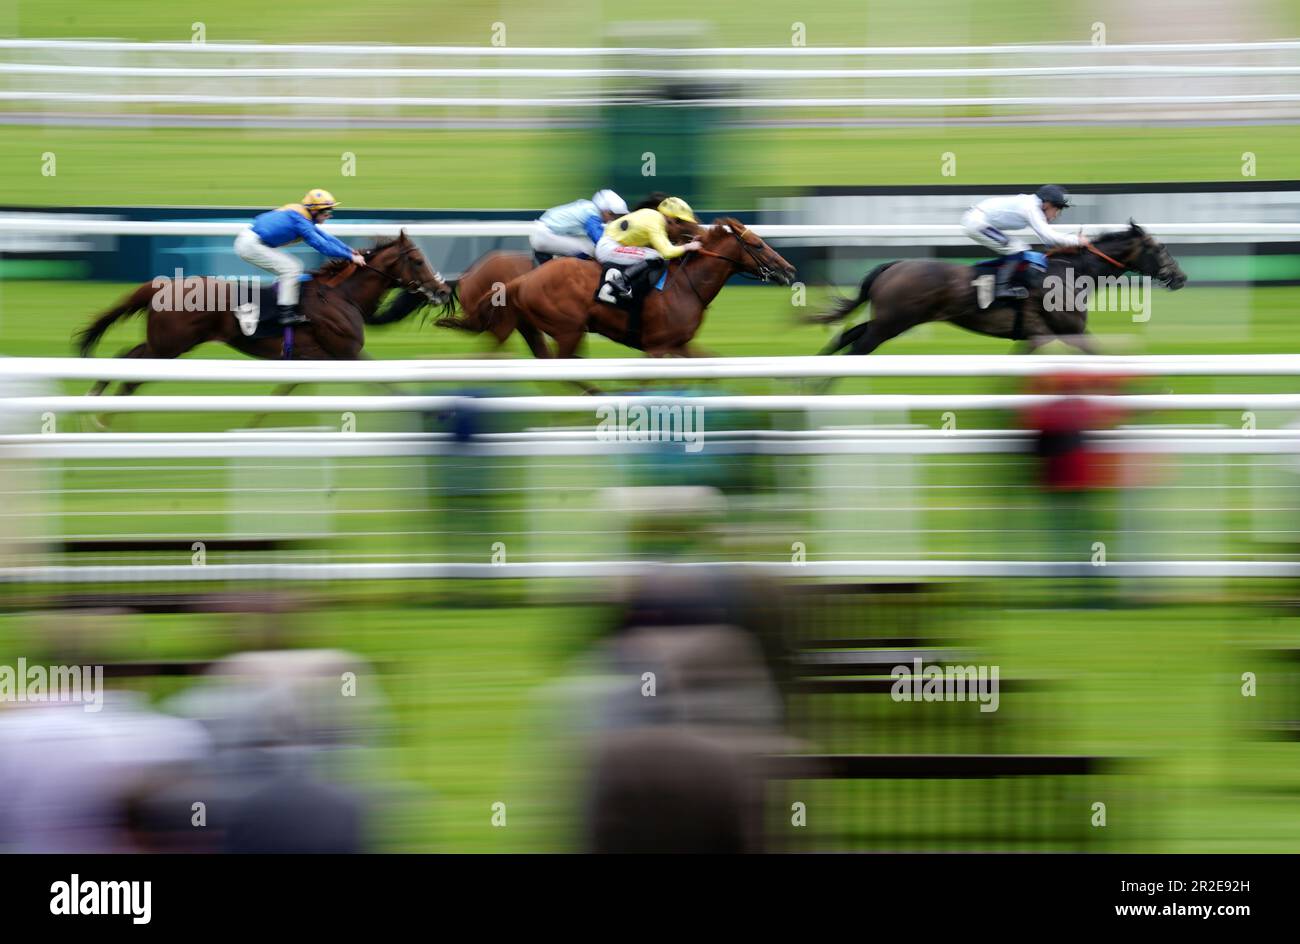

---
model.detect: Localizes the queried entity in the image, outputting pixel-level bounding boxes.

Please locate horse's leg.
[88,342,153,429]
[1064,332,1100,355]
[516,317,554,360]
[245,382,304,428]
[846,308,921,356]
[819,320,872,356]
[551,331,603,395]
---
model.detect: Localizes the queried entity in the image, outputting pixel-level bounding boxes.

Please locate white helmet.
[591,189,629,217]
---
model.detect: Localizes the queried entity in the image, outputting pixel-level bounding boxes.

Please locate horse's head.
[365,231,452,305]
[1096,221,1187,290]
[702,218,797,286]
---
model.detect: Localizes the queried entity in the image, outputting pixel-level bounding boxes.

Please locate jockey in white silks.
[529,189,630,262]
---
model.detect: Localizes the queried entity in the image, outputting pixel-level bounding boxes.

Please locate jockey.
[961,185,1082,300]
[234,188,364,326]
[530,189,629,262]
[596,196,704,300]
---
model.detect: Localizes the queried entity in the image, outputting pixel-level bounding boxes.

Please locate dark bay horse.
[813,222,1187,355]
[78,231,451,398]
[446,219,795,360]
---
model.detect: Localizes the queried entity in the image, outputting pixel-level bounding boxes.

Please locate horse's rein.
[1083,241,1127,269]
[332,246,432,294]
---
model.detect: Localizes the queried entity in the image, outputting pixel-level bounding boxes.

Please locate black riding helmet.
[1036,185,1071,209]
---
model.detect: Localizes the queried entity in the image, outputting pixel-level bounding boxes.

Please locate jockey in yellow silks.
[595,197,703,299]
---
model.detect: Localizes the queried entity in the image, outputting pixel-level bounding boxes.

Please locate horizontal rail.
[9,354,1300,384]
[8,63,1300,80]
[1,218,1292,241]
[5,394,1300,414]
[4,40,1297,56]
[3,427,1294,459]
[8,91,1299,108]
[1,560,1297,583]
[763,754,1102,779]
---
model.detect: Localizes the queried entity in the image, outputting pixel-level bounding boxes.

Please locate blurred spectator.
[0,691,212,853]
[164,649,385,853]
[224,771,365,854]
[586,727,760,854]
[1022,372,1129,603]
[519,566,793,853]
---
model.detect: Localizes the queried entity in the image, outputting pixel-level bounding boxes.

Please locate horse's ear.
[1128,218,1146,236]
[398,228,410,243]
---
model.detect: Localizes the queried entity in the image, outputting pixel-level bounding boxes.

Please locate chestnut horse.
[448,219,795,360]
[438,251,549,355]
[77,232,451,398]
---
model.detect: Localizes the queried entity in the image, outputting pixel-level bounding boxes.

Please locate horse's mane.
[313,235,403,279]
[632,191,671,211]
[1057,221,1147,258]
[704,217,747,243]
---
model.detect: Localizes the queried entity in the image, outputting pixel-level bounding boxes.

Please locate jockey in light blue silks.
[960,184,1082,301]
[529,189,630,262]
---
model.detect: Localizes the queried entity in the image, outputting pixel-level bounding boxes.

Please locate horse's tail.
[435,281,504,334]
[366,288,425,326]
[430,280,463,326]
[77,283,154,356]
[808,261,899,325]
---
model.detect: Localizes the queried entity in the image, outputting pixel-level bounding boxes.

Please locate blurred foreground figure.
[165,649,383,853]
[576,567,789,853]
[1022,372,1128,604]
[588,727,758,854]
[0,692,211,853]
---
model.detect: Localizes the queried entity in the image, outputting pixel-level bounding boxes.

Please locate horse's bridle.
[696,224,782,282]
[677,224,784,304]
[1077,234,1180,285]
[360,242,445,299]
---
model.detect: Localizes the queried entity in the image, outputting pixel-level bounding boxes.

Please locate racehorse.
[437,250,548,356]
[433,195,698,358]
[442,218,795,361]
[812,222,1187,355]
[77,232,451,399]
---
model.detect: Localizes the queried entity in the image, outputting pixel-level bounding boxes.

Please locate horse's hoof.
[90,415,110,432]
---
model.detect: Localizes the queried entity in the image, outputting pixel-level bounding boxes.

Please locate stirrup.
[610,272,633,298]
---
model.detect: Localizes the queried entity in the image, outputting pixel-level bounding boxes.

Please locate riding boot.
[607,269,634,299]
[996,255,1029,300]
[615,258,665,299]
[277,303,308,326]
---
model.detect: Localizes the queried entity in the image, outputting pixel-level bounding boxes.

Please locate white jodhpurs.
[528,223,596,258]
[234,228,304,306]
[961,209,1029,256]
[595,235,663,266]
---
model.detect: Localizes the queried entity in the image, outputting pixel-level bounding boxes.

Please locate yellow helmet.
[657,197,697,224]
[301,188,339,210]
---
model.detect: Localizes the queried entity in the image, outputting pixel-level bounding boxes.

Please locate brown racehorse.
[812,222,1186,356]
[77,232,451,399]
[439,250,550,356]
[435,201,699,357]
[453,219,795,361]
